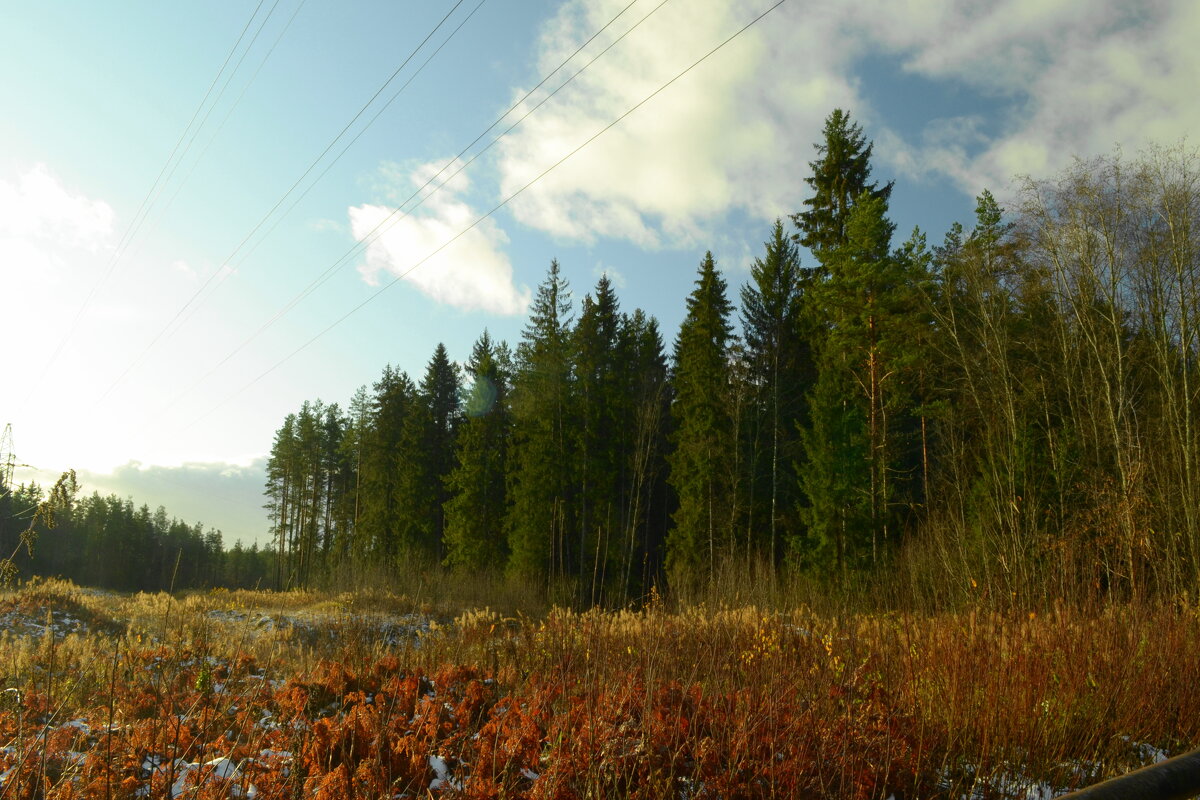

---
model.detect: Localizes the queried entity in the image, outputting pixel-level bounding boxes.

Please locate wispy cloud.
[593,262,626,288]
[349,160,531,316]
[0,162,120,363]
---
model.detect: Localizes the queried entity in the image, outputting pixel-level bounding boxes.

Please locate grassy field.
[0,578,1195,798]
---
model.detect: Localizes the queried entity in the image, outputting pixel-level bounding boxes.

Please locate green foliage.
[667,252,735,578]
[613,309,672,601]
[572,275,624,603]
[798,166,931,575]
[419,343,462,561]
[444,331,513,572]
[739,220,811,570]
[506,261,575,584]
[0,471,78,586]
[0,479,249,591]
[792,108,894,263]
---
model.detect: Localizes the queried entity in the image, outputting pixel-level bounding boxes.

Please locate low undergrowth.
[0,579,1195,798]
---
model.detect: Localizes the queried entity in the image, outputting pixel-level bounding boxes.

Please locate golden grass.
[0,578,1194,797]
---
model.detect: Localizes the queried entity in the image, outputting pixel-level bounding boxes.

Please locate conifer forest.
[254,110,1200,609]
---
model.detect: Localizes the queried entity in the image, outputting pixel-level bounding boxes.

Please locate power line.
[159,0,307,225]
[152,0,661,420]
[113,1,306,299]
[97,0,476,406]
[148,0,286,227]
[20,1,276,416]
[165,0,490,340]
[186,0,789,428]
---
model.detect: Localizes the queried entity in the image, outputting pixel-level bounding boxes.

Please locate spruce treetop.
[793,109,894,262]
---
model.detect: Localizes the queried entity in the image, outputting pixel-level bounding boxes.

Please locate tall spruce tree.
[739,220,810,573]
[572,275,623,603]
[667,252,735,579]
[419,343,462,560]
[507,261,575,583]
[792,108,894,263]
[444,331,513,571]
[359,366,432,563]
[617,309,672,598]
[803,195,893,571]
[791,109,914,576]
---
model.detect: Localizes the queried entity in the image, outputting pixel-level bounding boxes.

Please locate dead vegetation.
[0,578,1194,798]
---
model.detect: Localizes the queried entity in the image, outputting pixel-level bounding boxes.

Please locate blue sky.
[3,0,1197,547]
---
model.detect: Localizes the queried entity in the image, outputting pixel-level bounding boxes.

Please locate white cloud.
[0,163,114,250]
[496,0,1197,243]
[850,1,1200,195]
[0,164,115,299]
[349,161,531,315]
[497,0,862,248]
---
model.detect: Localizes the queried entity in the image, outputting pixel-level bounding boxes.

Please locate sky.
[2,0,1197,548]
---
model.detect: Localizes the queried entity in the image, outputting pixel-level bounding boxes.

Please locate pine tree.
[507,261,575,584]
[789,108,917,576]
[802,193,931,571]
[337,385,372,565]
[444,331,513,571]
[667,252,735,579]
[264,413,298,587]
[320,402,354,568]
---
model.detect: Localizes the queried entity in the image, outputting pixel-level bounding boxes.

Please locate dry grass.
[0,578,1195,797]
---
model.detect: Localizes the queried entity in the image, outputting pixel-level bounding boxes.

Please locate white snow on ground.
[964,770,1058,800]
[429,753,462,791]
[1126,736,1169,764]
[0,607,92,638]
[139,755,257,799]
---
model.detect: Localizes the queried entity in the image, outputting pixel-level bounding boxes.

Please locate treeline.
[0,480,272,591]
[265,110,1200,606]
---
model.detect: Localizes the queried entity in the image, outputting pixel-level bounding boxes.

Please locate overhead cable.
[96,0,475,405]
[155,0,659,419]
[185,0,789,427]
[21,0,276,414]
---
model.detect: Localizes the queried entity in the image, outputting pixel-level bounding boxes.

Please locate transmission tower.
[0,423,14,493]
